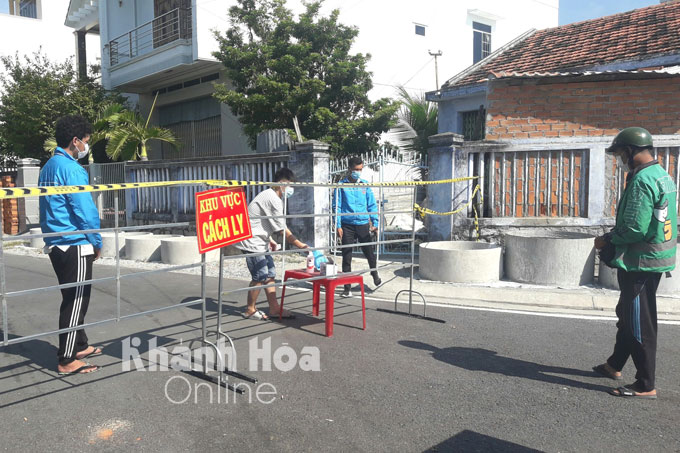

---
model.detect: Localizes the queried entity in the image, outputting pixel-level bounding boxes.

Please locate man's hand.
[337,227,343,239]
[594,236,608,250]
[94,248,101,261]
[269,240,278,251]
[370,226,378,234]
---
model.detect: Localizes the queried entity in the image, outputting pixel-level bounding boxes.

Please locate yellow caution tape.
[0,176,478,200]
[414,184,483,240]
[414,185,481,217]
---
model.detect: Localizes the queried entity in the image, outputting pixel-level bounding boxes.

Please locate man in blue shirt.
[333,156,381,297]
[39,115,102,376]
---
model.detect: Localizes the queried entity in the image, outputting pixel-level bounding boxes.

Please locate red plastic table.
[279,269,366,337]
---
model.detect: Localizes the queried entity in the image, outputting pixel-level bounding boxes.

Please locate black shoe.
[372,274,382,288]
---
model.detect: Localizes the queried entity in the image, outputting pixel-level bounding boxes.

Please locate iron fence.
[468,148,590,218]
[329,147,428,257]
[88,162,127,227]
[125,154,288,222]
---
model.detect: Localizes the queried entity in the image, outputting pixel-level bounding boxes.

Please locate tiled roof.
[488,66,680,79]
[445,1,680,89]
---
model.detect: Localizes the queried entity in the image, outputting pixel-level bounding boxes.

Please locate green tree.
[105,110,179,161]
[391,86,438,156]
[0,50,124,162]
[212,0,399,156]
[43,102,127,163]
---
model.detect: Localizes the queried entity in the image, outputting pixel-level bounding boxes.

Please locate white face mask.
[616,152,631,173]
[284,186,294,199]
[77,139,90,160]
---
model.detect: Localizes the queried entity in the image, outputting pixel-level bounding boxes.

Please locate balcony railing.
[109,7,192,67]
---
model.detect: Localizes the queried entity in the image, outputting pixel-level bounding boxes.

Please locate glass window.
[473,21,492,64]
[19,0,36,18]
[415,24,425,36]
[1,0,38,18]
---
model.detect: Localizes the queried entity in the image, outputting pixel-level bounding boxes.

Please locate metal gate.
[329,147,427,257]
[87,162,127,227]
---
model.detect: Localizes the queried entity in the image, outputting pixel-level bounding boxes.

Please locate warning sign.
[195,187,252,253]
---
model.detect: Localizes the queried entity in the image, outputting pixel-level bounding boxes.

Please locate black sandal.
[609,385,657,399]
[592,363,623,380]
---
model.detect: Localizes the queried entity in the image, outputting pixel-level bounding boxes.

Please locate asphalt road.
[1,254,679,452]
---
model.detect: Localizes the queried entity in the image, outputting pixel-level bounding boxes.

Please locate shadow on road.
[426,430,543,453]
[399,341,612,393]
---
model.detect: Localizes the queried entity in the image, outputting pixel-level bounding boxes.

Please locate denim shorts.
[245,254,276,282]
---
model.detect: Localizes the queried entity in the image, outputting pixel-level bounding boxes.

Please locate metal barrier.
[0,178,474,392]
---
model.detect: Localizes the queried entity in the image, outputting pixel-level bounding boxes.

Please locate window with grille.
[462,108,486,141]
[473,21,492,64]
[1,0,38,18]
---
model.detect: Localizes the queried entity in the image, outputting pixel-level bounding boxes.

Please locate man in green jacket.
[593,127,677,399]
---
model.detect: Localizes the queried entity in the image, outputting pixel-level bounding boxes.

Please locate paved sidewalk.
[366,259,680,320]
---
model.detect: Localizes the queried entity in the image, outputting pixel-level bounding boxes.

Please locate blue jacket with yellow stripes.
[38,148,102,250]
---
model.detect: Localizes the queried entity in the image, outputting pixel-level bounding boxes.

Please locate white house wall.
[287,0,559,99]
[194,0,223,61]
[0,0,100,75]
[98,0,556,98]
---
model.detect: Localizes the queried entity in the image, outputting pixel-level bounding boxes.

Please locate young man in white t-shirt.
[236,168,308,320]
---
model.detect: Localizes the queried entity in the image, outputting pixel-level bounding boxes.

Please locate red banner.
[195,187,252,253]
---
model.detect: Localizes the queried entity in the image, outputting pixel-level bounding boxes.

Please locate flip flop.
[609,385,657,399]
[76,346,103,360]
[592,363,623,380]
[273,312,296,320]
[242,310,270,321]
[58,364,100,376]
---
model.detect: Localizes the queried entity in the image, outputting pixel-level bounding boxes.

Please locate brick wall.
[2,175,19,234]
[485,76,680,140]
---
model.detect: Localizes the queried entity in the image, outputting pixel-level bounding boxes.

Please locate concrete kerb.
[368,261,680,318]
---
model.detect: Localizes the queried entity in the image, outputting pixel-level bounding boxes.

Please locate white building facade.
[65,0,558,159]
[0,0,100,76]
[304,0,559,99]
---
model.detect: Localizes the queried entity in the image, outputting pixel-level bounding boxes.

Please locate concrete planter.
[419,241,502,283]
[100,231,150,258]
[125,234,180,262]
[28,227,43,249]
[598,249,680,296]
[161,236,220,265]
[504,231,595,287]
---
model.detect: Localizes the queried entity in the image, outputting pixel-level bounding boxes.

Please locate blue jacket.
[38,148,102,249]
[332,176,379,228]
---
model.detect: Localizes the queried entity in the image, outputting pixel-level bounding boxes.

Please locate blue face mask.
[284,186,294,198]
[350,171,361,181]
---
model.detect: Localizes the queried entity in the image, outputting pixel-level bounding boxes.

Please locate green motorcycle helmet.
[606,127,654,154]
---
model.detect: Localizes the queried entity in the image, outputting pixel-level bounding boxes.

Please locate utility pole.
[428,50,442,89]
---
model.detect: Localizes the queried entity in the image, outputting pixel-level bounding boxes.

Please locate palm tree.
[105,110,179,161]
[42,102,127,163]
[390,86,438,156]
